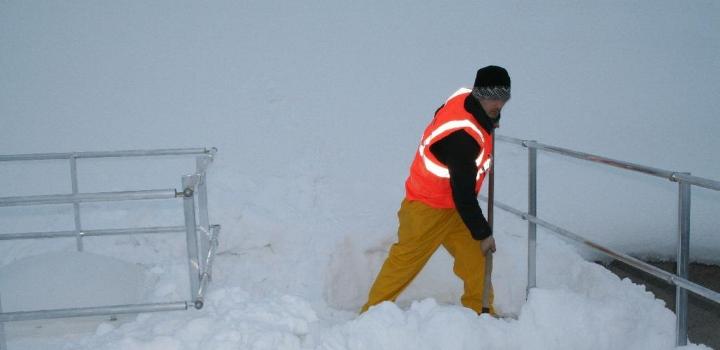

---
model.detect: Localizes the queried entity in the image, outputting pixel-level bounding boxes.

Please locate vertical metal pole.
[482,132,495,313]
[70,155,84,251]
[676,177,691,346]
[527,142,538,298]
[182,175,201,305]
[196,157,211,231]
[196,156,211,271]
[0,293,7,350]
[488,133,495,228]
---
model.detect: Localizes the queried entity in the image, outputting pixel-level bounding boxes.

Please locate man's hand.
[480,236,496,256]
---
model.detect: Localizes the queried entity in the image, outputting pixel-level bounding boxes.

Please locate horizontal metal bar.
[515,137,675,179]
[0,226,187,241]
[528,213,720,304]
[0,189,177,207]
[0,301,188,322]
[0,148,212,162]
[495,135,720,191]
[671,276,720,303]
[672,173,720,191]
[495,134,526,146]
[83,226,186,237]
[0,230,76,240]
[0,153,77,162]
[75,148,212,159]
[478,195,720,305]
[479,195,525,218]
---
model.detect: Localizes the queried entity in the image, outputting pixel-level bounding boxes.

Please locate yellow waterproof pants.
[361,199,494,314]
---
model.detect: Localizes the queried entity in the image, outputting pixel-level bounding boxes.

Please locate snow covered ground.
[2,209,711,350]
[1,1,719,349]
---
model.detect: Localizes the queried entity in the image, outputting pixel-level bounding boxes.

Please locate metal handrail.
[0,302,189,322]
[489,134,719,346]
[0,189,178,207]
[673,173,720,192]
[0,147,220,339]
[0,226,191,241]
[0,148,214,162]
[479,195,720,304]
[496,135,720,190]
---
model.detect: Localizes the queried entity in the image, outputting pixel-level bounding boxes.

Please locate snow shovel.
[481,131,495,315]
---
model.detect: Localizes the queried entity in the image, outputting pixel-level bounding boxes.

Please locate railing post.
[0,293,7,350]
[70,154,84,251]
[676,175,691,346]
[182,175,201,307]
[196,224,221,309]
[527,141,537,298]
[196,156,211,271]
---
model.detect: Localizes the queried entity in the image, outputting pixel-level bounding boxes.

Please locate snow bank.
[0,251,145,312]
[68,288,319,350]
[28,210,705,350]
[56,242,711,350]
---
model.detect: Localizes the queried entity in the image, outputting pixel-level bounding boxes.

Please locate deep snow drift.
[0,252,146,312]
[2,210,711,349]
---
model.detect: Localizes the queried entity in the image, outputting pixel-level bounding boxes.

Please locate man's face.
[479,98,507,119]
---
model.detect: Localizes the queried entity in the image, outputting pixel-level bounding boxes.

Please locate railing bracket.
[669,172,680,182]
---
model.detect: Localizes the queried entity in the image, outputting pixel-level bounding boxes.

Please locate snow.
[0,0,719,349]
[67,290,319,350]
[0,252,145,312]
[1,210,714,349]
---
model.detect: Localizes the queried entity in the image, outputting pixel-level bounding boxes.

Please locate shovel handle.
[481,131,496,313]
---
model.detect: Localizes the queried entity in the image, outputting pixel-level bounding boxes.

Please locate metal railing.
[0,148,221,342]
[481,135,720,347]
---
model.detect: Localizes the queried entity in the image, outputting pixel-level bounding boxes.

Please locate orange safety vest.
[405,88,493,208]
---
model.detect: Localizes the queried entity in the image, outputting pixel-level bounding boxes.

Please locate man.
[361,66,510,315]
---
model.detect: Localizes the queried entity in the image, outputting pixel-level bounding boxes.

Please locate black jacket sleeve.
[429,130,492,240]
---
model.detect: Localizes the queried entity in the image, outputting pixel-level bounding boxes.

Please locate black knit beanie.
[472,65,511,101]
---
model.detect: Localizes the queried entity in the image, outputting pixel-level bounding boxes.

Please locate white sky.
[1,1,719,260]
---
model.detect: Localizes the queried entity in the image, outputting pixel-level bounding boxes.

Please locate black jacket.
[428,94,497,240]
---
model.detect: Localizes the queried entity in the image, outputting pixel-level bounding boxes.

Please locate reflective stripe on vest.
[404,88,493,209]
[418,119,491,180]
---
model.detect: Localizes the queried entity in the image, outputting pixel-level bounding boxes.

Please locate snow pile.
[55,242,709,350]
[0,251,146,312]
[1,210,701,350]
[321,290,680,350]
[69,289,318,350]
